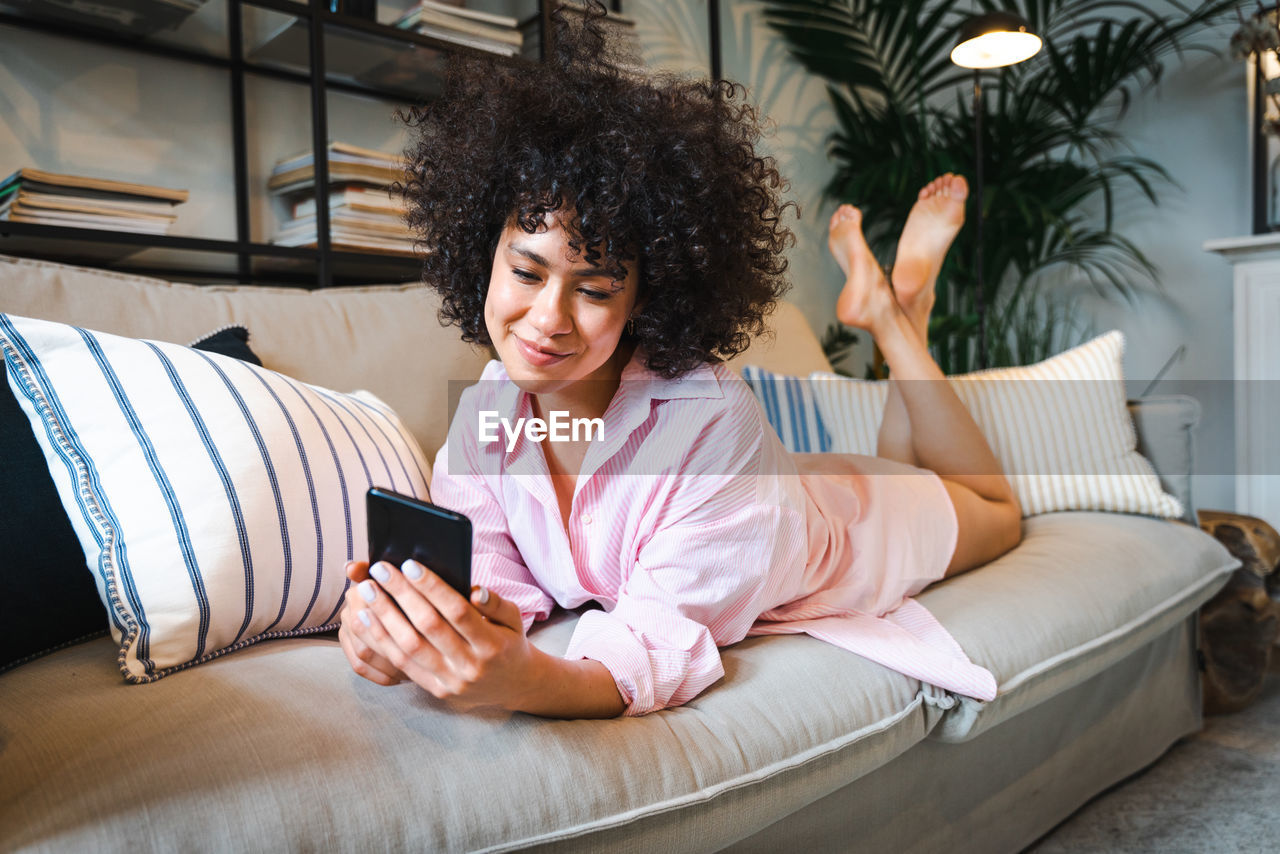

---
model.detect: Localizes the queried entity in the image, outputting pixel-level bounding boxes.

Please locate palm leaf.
[763,0,1247,371]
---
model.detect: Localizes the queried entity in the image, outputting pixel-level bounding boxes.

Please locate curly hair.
[399,2,795,378]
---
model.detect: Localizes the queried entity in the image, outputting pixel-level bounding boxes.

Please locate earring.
[627,316,636,336]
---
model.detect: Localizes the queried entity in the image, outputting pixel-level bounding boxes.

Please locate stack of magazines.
[268,142,415,257]
[0,168,188,234]
[392,0,522,57]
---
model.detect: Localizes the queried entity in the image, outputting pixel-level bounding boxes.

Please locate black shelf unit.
[0,0,558,288]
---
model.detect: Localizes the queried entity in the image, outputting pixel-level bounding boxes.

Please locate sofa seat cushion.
[920,513,1237,742]
[1,607,943,853]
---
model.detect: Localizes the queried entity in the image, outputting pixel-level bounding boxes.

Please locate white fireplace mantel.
[1205,235,1280,526]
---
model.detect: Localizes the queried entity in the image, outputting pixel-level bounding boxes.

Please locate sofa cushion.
[740,363,833,452]
[919,512,1237,742]
[0,608,948,852]
[810,331,1185,519]
[1,313,433,682]
[187,324,263,366]
[0,369,107,672]
[0,253,491,456]
[0,322,267,673]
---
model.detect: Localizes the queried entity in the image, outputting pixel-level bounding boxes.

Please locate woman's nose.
[528,284,573,338]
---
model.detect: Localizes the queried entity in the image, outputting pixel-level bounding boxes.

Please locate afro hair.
[399,1,796,378]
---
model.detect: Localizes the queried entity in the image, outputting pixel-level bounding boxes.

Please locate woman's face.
[484,214,640,403]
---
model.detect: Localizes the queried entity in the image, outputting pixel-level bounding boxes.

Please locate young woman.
[336,8,1021,718]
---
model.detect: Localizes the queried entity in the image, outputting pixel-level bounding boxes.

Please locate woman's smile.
[484,213,640,416]
[513,335,575,367]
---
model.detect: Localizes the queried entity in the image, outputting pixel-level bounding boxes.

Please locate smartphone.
[365,487,473,598]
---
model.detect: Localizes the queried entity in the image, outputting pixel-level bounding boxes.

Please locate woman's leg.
[828,197,1021,577]
[829,175,969,467]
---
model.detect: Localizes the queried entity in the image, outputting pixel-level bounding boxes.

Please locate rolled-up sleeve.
[432,439,555,634]
[565,502,806,716]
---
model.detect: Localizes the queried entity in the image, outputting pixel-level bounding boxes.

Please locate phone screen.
[366,488,472,598]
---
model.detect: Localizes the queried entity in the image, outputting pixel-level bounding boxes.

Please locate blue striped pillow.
[740,364,832,453]
[0,314,432,682]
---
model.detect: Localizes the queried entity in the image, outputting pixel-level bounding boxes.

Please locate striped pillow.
[740,363,832,453]
[809,331,1183,518]
[0,314,431,682]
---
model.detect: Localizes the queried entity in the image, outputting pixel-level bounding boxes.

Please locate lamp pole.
[950,11,1042,371]
[973,68,986,368]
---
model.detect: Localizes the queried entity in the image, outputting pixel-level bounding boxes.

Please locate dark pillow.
[188,325,263,366]
[0,325,264,671]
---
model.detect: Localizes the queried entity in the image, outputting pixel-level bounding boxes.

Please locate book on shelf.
[410,24,520,56]
[272,226,417,257]
[393,1,520,32]
[0,191,179,222]
[280,211,413,240]
[0,206,172,235]
[293,186,403,219]
[267,143,406,195]
[0,168,189,204]
[0,167,187,234]
[393,0,523,56]
[1,0,208,37]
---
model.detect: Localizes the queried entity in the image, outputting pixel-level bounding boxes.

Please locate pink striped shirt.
[431,355,998,716]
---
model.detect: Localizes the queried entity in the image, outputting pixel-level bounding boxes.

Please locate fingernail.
[403,559,424,581]
[358,609,371,627]
[475,587,490,605]
[358,580,377,603]
[369,563,391,583]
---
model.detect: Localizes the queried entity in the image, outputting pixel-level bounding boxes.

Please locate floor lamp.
[950,12,1042,368]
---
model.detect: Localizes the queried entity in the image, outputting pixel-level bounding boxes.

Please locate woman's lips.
[514,335,572,367]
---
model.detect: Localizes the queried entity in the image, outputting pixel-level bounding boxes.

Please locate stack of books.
[0,168,188,234]
[392,1,522,57]
[2,0,209,37]
[268,142,415,257]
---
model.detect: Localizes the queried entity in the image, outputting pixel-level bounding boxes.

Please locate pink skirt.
[747,453,998,701]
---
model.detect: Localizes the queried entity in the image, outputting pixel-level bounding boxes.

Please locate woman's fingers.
[351,594,449,696]
[338,607,404,686]
[345,560,370,582]
[469,585,525,635]
[362,561,475,658]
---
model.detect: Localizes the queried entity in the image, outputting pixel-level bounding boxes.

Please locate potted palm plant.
[762,0,1245,372]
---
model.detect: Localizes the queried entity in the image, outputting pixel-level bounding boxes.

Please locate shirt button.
[581,513,593,525]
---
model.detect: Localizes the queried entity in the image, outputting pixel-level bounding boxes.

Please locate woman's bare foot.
[892,173,968,340]
[830,204,910,338]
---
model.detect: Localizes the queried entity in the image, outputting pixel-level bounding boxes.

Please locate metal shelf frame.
[0,0,559,288]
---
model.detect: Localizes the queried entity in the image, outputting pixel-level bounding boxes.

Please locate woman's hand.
[338,561,408,686]
[345,558,535,710]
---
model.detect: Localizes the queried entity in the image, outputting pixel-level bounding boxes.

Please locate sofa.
[0,253,1239,853]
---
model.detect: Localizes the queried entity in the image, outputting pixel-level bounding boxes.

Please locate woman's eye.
[513,269,539,282]
[579,288,611,301]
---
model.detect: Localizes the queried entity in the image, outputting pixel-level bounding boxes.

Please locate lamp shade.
[950,11,1042,69]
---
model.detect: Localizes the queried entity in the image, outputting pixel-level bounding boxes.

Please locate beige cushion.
[810,332,1184,518]
[920,512,1236,741]
[0,254,490,457]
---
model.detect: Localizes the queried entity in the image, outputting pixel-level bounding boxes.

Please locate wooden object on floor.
[1197,510,1280,714]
